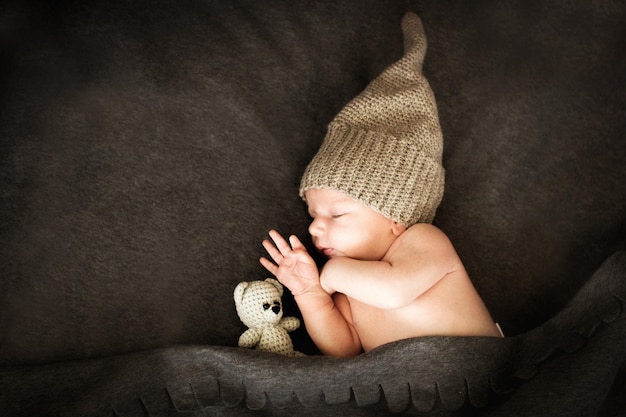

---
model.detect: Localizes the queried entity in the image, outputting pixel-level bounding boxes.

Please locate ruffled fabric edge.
[107,250,625,415]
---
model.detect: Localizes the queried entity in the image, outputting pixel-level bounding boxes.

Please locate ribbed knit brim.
[300,13,445,226]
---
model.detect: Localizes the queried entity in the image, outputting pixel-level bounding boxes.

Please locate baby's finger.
[289,235,305,250]
[269,229,293,255]
[259,257,278,276]
[262,239,283,263]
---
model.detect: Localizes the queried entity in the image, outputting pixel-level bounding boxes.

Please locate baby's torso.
[341,268,501,352]
[347,296,425,351]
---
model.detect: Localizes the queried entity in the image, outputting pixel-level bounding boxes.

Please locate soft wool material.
[300,13,445,226]
[234,279,301,356]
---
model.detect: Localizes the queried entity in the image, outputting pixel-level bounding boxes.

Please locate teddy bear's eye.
[263,303,270,310]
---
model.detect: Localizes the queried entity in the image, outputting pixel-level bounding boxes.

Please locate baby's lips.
[317,247,334,257]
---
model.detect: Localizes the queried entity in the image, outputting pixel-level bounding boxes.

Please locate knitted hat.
[299,13,445,226]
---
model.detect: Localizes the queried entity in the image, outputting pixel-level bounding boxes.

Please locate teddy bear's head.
[234,278,284,329]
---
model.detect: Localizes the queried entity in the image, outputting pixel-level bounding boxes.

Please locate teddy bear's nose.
[270,301,281,315]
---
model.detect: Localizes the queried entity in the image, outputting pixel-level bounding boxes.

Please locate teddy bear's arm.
[280,316,300,332]
[238,328,262,348]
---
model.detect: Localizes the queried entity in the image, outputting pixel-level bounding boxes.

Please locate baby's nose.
[308,217,324,236]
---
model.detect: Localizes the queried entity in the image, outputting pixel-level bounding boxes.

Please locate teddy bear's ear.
[265,278,283,297]
[233,282,249,305]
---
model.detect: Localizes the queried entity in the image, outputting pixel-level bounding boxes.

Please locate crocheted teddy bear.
[233,278,303,356]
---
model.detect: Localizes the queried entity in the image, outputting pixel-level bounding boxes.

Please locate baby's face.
[304,188,404,261]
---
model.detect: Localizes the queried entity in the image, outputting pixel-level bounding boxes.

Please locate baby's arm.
[321,224,458,309]
[260,230,362,357]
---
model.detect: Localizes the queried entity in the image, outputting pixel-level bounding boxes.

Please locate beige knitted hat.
[299,13,444,226]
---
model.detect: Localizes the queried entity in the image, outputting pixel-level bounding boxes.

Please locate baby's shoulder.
[391,223,455,255]
[403,223,449,242]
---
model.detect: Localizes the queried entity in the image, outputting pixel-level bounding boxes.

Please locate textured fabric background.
[1,0,624,415]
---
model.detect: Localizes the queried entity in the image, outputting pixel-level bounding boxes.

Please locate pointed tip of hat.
[299,13,444,226]
[401,13,427,62]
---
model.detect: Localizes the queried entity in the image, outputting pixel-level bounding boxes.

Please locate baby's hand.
[260,230,321,296]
